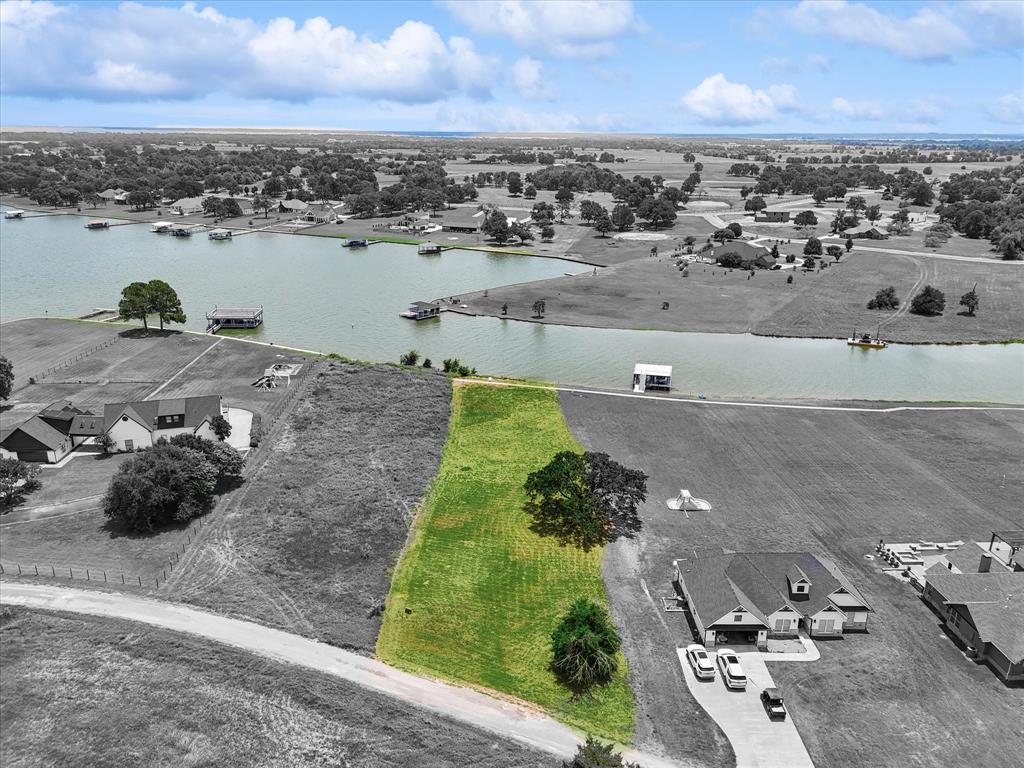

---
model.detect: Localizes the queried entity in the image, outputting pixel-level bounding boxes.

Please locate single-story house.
[844,222,887,239]
[279,199,309,214]
[704,240,774,269]
[673,552,872,649]
[168,196,205,215]
[923,561,1024,682]
[0,400,94,463]
[754,210,790,223]
[97,188,127,202]
[440,209,484,234]
[100,395,223,452]
[303,203,339,224]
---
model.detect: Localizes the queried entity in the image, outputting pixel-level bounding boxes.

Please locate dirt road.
[0,582,679,768]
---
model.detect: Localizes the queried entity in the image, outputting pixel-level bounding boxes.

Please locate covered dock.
[206,306,263,333]
[400,301,442,321]
[633,363,672,393]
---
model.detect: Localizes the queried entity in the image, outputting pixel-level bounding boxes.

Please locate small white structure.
[4,209,26,219]
[667,489,712,512]
[633,363,672,393]
[151,221,175,233]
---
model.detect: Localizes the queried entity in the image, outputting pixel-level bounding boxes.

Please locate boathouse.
[632,363,672,392]
[418,242,442,255]
[400,301,442,321]
[206,306,264,333]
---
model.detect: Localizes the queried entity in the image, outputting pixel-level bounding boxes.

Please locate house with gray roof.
[0,401,94,463]
[923,554,1024,682]
[100,395,223,452]
[673,552,872,649]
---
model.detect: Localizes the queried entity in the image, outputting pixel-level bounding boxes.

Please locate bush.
[211,413,231,440]
[249,412,263,448]
[399,349,420,366]
[726,222,742,237]
[716,252,743,269]
[551,598,621,691]
[167,434,245,484]
[563,737,640,768]
[803,237,822,256]
[103,443,218,531]
[910,285,946,316]
[867,286,900,310]
[0,458,40,506]
[422,357,432,368]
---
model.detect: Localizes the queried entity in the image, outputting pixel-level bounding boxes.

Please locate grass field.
[0,607,553,768]
[166,361,450,653]
[377,383,636,744]
[558,392,1024,768]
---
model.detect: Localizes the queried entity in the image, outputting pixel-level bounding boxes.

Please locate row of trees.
[867,285,978,316]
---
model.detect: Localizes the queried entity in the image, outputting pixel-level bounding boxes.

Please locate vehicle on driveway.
[685,644,716,680]
[716,649,747,690]
[761,687,788,719]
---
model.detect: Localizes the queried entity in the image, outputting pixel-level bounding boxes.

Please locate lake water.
[2,212,1022,403]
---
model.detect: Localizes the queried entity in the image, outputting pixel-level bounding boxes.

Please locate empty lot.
[558,390,1024,768]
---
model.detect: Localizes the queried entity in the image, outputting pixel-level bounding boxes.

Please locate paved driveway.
[676,648,814,768]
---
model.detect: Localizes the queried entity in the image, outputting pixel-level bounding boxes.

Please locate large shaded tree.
[910,285,946,316]
[551,598,621,691]
[146,279,186,331]
[524,451,647,550]
[118,281,152,329]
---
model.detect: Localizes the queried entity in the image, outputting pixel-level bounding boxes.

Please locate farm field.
[0,607,553,768]
[456,249,1024,343]
[377,383,636,744]
[165,361,450,653]
[557,390,1024,768]
[0,317,121,391]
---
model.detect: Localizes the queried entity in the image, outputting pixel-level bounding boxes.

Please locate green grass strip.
[377,383,635,743]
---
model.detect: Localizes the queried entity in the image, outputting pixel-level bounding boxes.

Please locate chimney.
[979,553,992,573]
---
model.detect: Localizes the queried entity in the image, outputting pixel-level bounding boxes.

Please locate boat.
[171,226,194,237]
[847,327,887,349]
[417,241,442,255]
[151,221,175,233]
[400,301,442,320]
[4,209,25,219]
[85,220,109,229]
[208,228,233,241]
[342,238,369,248]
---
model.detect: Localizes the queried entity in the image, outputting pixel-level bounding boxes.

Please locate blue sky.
[1,0,1021,133]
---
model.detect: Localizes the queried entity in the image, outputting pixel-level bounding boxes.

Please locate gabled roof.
[708,240,771,261]
[0,415,66,451]
[787,563,811,585]
[102,395,221,434]
[926,569,1024,661]
[70,414,103,436]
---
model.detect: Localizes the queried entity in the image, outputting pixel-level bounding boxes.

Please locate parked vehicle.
[760,687,788,719]
[716,649,747,690]
[684,644,716,680]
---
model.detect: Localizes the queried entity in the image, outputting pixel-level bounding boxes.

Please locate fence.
[0,515,207,590]
[28,337,119,384]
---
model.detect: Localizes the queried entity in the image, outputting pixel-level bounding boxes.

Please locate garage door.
[17,451,49,463]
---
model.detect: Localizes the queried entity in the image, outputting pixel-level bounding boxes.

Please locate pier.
[206,306,264,334]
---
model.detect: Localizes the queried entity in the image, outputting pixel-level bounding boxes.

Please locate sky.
[0,0,1022,134]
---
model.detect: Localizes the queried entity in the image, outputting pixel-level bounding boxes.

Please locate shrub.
[551,598,621,691]
[867,286,900,310]
[211,413,231,440]
[563,737,640,768]
[959,287,979,316]
[0,458,40,506]
[399,349,420,366]
[716,252,743,269]
[726,222,742,237]
[422,357,432,368]
[803,237,822,256]
[167,434,245,484]
[910,285,946,316]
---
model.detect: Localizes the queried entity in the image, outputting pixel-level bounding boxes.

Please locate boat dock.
[206,306,264,333]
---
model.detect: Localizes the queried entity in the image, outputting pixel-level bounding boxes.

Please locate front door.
[125,439,134,452]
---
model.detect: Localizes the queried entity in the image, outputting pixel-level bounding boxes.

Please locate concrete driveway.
[676,648,814,768]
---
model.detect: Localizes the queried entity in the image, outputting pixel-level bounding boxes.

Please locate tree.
[847,195,866,215]
[727,222,742,238]
[910,285,946,316]
[482,209,510,242]
[541,224,556,241]
[845,237,854,252]
[0,356,12,401]
[524,184,537,199]
[127,189,155,211]
[794,210,817,227]
[907,180,934,206]
[118,281,151,329]
[579,200,604,224]
[636,197,676,229]
[531,299,546,318]
[0,458,40,506]
[594,210,613,237]
[523,451,647,550]
[812,187,829,206]
[551,598,621,691]
[210,414,232,441]
[744,196,767,213]
[400,350,420,366]
[610,204,634,231]
[563,737,640,768]
[865,204,881,223]
[827,245,843,261]
[712,228,735,243]
[103,443,218,531]
[555,186,575,219]
[252,193,273,218]
[802,255,817,270]
[770,243,780,259]
[510,221,534,244]
[996,229,1024,260]
[803,237,822,256]
[717,252,743,269]
[959,284,979,316]
[146,279,186,331]
[867,286,900,310]
[507,172,523,197]
[167,433,243,483]
[830,183,847,201]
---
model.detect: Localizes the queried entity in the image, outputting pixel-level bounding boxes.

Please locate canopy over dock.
[633,363,672,393]
[206,306,263,333]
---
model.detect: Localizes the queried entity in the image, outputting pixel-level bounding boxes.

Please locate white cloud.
[442,0,641,58]
[681,74,800,126]
[785,0,1023,61]
[831,97,885,121]
[807,53,831,72]
[511,57,555,100]
[0,2,496,103]
[989,90,1024,124]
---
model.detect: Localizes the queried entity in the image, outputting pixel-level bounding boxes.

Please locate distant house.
[0,401,94,463]
[303,203,339,224]
[844,222,887,239]
[440,209,484,234]
[923,556,1024,682]
[278,199,309,214]
[168,196,205,215]
[754,210,790,223]
[673,552,872,649]
[100,396,224,452]
[97,188,127,203]
[705,240,774,269]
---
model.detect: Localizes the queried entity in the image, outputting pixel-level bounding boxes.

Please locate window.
[733,614,744,622]
[774,619,792,632]
[794,583,807,593]
[125,439,134,451]
[818,618,835,633]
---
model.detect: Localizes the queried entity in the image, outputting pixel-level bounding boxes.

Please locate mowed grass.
[377,384,636,743]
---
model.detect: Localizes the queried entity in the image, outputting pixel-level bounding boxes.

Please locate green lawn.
[377,383,636,744]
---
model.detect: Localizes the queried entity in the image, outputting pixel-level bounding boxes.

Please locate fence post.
[103,571,107,582]
[35,565,39,576]
[17,564,21,576]
[121,573,125,584]
[86,569,90,580]
[69,567,73,578]
[51,565,55,577]
[138,575,142,586]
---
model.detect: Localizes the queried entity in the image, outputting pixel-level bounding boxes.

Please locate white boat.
[4,209,26,219]
[151,221,175,233]
[847,327,887,349]
[208,228,233,240]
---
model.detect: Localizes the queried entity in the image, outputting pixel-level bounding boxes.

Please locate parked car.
[716,649,747,690]
[760,687,788,719]
[684,644,716,680]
